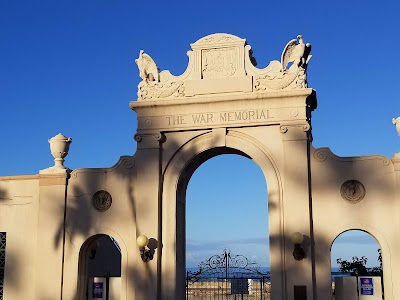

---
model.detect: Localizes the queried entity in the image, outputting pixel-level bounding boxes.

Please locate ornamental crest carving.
[340,180,366,204]
[134,33,312,100]
[202,48,236,78]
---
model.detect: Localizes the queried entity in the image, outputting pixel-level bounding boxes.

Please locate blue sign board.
[360,277,374,295]
[93,282,103,298]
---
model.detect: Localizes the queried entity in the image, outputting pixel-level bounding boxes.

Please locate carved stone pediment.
[135,33,312,100]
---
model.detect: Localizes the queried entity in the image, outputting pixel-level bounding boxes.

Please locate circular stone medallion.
[340,180,366,204]
[92,190,112,212]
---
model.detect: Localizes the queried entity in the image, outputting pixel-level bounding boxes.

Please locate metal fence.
[186,250,270,300]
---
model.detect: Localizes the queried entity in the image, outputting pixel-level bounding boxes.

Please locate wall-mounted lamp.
[136,235,154,262]
[291,232,305,261]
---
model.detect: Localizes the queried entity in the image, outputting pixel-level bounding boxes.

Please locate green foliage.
[336,249,382,277]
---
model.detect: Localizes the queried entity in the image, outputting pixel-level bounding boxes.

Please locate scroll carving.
[138,80,185,100]
[313,148,330,162]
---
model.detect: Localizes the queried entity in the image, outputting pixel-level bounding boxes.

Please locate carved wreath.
[340,180,366,204]
[92,190,112,212]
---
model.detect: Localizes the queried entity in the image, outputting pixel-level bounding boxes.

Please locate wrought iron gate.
[186,250,270,300]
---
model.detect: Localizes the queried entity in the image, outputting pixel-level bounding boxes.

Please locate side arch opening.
[331,230,383,298]
[78,234,122,299]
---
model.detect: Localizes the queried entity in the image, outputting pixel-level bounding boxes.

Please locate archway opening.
[183,150,270,298]
[78,234,122,300]
[331,230,383,298]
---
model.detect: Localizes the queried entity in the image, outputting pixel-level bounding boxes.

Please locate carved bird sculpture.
[393,117,400,136]
[135,50,159,82]
[281,35,312,72]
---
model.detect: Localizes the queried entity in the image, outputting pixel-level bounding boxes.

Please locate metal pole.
[260,277,263,300]
[186,271,188,300]
[225,251,229,280]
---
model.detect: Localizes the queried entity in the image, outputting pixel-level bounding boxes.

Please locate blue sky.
[1,0,397,268]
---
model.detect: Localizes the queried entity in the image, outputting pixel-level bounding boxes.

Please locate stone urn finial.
[393,117,400,136]
[40,133,72,174]
[49,133,72,169]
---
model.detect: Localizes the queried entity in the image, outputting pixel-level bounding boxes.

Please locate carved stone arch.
[333,224,393,300]
[161,129,285,300]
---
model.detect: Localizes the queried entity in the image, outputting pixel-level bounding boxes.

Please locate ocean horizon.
[187,267,342,272]
[186,267,348,280]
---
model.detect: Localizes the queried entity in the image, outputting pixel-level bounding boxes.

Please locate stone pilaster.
[133,132,165,300]
[280,122,314,300]
[35,172,69,300]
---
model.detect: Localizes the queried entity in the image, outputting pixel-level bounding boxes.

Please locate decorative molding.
[134,34,312,100]
[120,156,135,169]
[137,80,185,100]
[0,175,39,181]
[340,180,366,204]
[92,190,112,212]
[154,132,165,141]
[313,148,330,162]
[280,123,311,134]
[70,156,135,179]
[134,132,165,143]
[313,148,390,166]
[254,68,303,91]
[194,34,239,45]
[39,167,71,175]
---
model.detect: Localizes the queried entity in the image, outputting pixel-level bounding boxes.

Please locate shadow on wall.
[309,146,392,299]
[165,129,324,299]
[0,188,9,203]
[47,126,393,299]
[52,136,183,299]
[0,188,23,297]
[52,156,135,299]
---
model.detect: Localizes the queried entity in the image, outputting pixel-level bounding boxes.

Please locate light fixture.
[291,232,305,261]
[136,235,154,262]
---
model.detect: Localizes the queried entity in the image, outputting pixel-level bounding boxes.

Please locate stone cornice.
[130,88,315,110]
[313,147,391,166]
[0,174,39,181]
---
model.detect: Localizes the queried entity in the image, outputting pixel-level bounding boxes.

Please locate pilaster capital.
[134,132,166,149]
[280,121,311,141]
